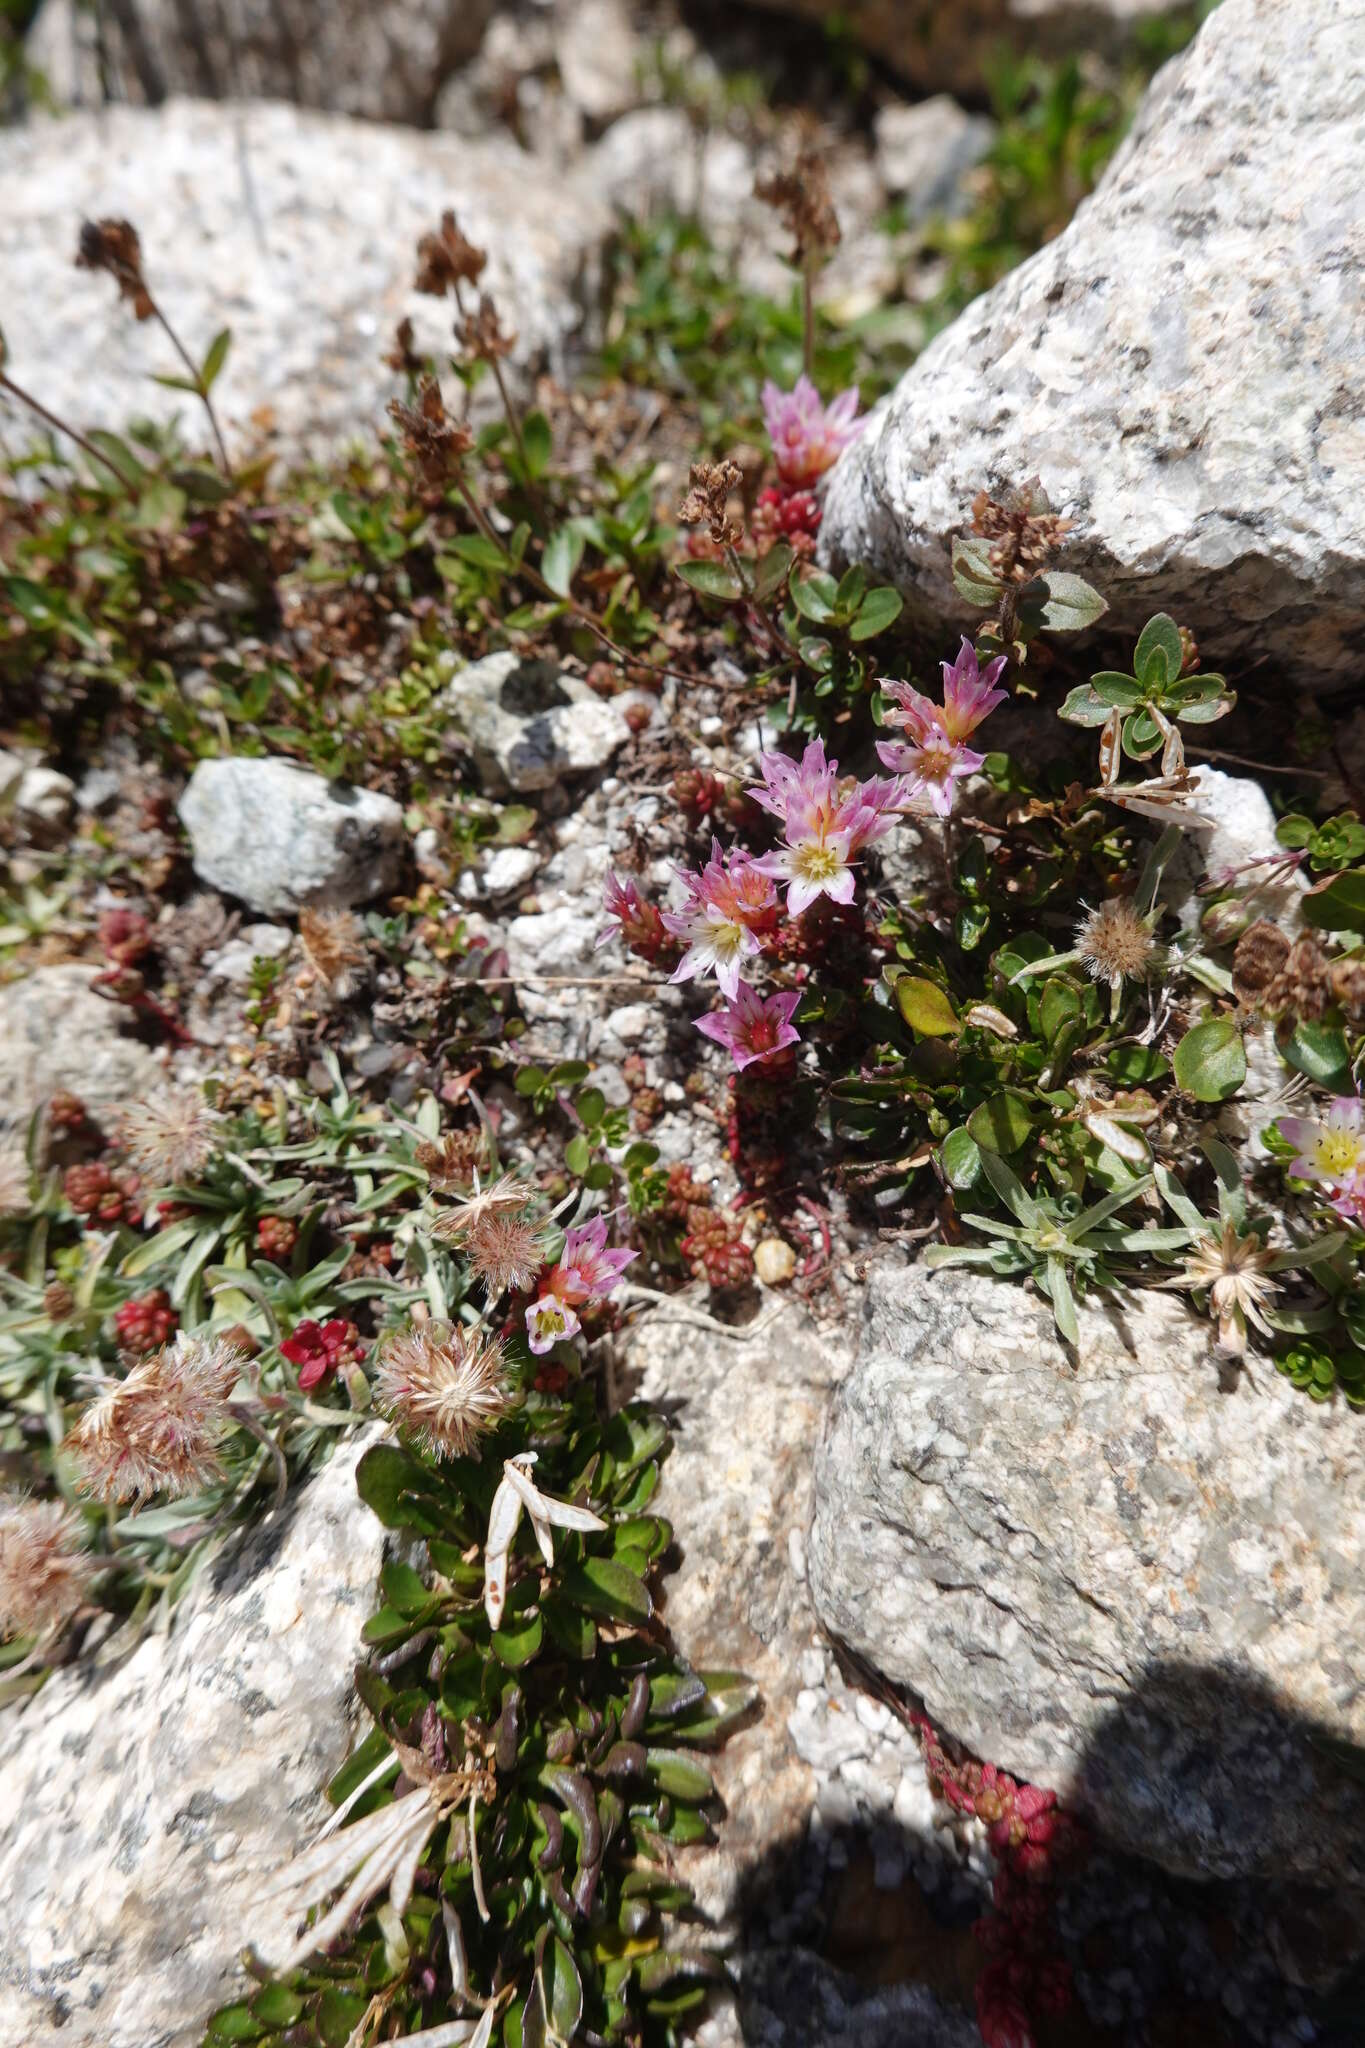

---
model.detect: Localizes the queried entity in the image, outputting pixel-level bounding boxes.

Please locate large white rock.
[820,0,1365,693]
[26,0,493,124]
[178,756,405,914]
[0,1436,385,2048]
[0,99,609,468]
[808,1263,1365,1886]
[0,965,166,1122]
[441,652,630,795]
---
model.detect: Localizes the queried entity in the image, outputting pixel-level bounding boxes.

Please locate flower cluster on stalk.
[600,667,1003,1072]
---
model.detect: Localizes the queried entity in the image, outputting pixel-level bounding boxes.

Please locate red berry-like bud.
[114,1289,177,1353]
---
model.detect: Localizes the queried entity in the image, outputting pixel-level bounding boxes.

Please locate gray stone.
[736,1952,979,2048]
[178,757,404,915]
[0,100,609,468]
[442,652,630,795]
[0,751,76,832]
[478,844,541,899]
[873,96,995,218]
[27,0,492,126]
[808,1262,1365,1886]
[554,0,641,126]
[0,965,166,1124]
[742,0,1171,96]
[1167,767,1307,937]
[0,1435,385,2048]
[820,0,1365,693]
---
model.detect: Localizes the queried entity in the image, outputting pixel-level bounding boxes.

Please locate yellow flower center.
[1316,1129,1363,1178]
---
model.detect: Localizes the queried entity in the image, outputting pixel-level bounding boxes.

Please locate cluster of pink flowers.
[877,637,1008,818]
[761,375,863,489]
[747,737,908,915]
[1278,1096,1365,1228]
[525,1214,637,1355]
[602,738,920,1073]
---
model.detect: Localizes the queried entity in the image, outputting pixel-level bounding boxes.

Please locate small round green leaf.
[895,976,959,1037]
[1172,1016,1246,1101]
[966,1090,1033,1154]
[940,1127,982,1190]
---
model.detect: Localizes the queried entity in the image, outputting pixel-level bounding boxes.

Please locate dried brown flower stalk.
[972,479,1071,586]
[457,293,515,365]
[67,1333,245,1502]
[414,211,489,299]
[376,1323,511,1460]
[1233,920,1365,1024]
[414,1129,489,1190]
[388,376,474,490]
[678,459,744,549]
[0,1497,96,1641]
[754,143,841,271]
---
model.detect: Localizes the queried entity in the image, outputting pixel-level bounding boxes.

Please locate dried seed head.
[1232,918,1292,1007]
[298,906,368,997]
[456,292,515,365]
[76,217,154,319]
[754,142,840,269]
[678,459,744,549]
[971,479,1071,584]
[113,1089,219,1187]
[1075,899,1157,991]
[376,1324,511,1460]
[414,211,488,298]
[430,1171,539,1247]
[389,376,473,490]
[384,316,423,376]
[66,1332,245,1503]
[414,1129,488,1190]
[465,1207,553,1298]
[0,1497,96,1641]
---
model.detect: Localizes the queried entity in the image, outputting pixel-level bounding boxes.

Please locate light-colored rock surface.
[0,964,166,1123]
[809,1263,1365,1885]
[554,0,641,126]
[873,96,995,217]
[178,757,404,915]
[27,0,492,126]
[623,1289,978,2047]
[744,0,1171,95]
[1168,766,1308,936]
[821,0,1365,692]
[0,99,608,467]
[442,652,631,795]
[0,752,76,833]
[0,1436,385,2048]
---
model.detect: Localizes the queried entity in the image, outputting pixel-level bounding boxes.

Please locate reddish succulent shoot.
[281,1318,366,1393]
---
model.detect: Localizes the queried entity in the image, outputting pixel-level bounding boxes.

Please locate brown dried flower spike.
[298,906,368,998]
[388,377,473,490]
[76,218,154,320]
[414,211,488,299]
[457,293,515,365]
[972,478,1072,586]
[678,460,744,550]
[754,143,841,270]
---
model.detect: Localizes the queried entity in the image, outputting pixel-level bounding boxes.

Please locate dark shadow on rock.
[715,1651,1365,2045]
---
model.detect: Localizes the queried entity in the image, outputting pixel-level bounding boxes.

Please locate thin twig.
[148,297,232,477]
[0,371,140,488]
[1186,744,1329,780]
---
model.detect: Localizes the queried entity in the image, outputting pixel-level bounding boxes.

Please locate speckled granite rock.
[743,0,1171,95]
[178,757,404,915]
[808,1263,1365,1885]
[622,1289,978,2045]
[0,100,608,467]
[0,964,166,1124]
[441,652,630,795]
[27,0,493,123]
[0,1436,384,2048]
[820,0,1365,692]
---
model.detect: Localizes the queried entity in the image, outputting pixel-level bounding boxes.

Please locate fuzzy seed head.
[376,1324,511,1461]
[430,1172,539,1248]
[67,1332,245,1503]
[465,1208,553,1298]
[113,1090,219,1187]
[0,1496,96,1641]
[298,906,368,996]
[1075,899,1156,991]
